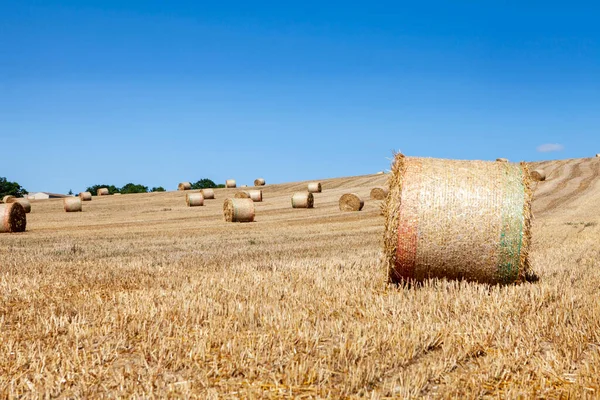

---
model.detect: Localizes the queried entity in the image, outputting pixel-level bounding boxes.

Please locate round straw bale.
[0,202,26,233]
[6,197,31,213]
[64,197,82,212]
[530,169,546,182]
[186,192,204,207]
[496,158,509,162]
[247,189,263,202]
[254,178,266,186]
[201,188,215,199]
[113,193,121,196]
[234,191,250,199]
[596,154,600,158]
[376,171,385,175]
[307,182,322,193]
[370,187,389,200]
[178,182,191,191]
[2,195,15,204]
[223,198,255,222]
[79,192,92,201]
[383,154,533,285]
[291,192,314,208]
[97,188,109,196]
[339,193,364,212]
[226,179,236,188]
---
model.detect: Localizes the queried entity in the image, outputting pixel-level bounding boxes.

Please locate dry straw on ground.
[234,191,250,199]
[247,190,263,202]
[0,202,26,233]
[6,197,31,213]
[223,198,255,222]
[339,193,364,212]
[186,193,204,207]
[178,182,192,191]
[292,192,314,208]
[531,169,547,182]
[308,182,322,193]
[2,195,15,204]
[97,188,109,196]
[370,187,389,200]
[226,180,237,188]
[254,178,266,186]
[201,188,215,199]
[64,197,83,212]
[383,154,533,285]
[79,192,92,201]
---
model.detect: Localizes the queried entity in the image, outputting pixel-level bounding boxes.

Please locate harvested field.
[1,162,599,397]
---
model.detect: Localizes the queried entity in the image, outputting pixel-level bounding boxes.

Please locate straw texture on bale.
[383,154,533,285]
[178,182,191,191]
[291,192,314,208]
[307,182,322,193]
[186,192,204,207]
[97,188,109,196]
[234,191,250,199]
[226,180,236,188]
[0,203,26,233]
[531,169,546,182]
[247,190,263,202]
[254,178,266,186]
[6,197,31,213]
[223,198,255,222]
[201,188,215,199]
[496,158,509,162]
[79,192,92,201]
[370,187,389,200]
[64,197,82,212]
[2,195,15,204]
[339,193,364,212]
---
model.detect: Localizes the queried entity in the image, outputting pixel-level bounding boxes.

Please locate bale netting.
[97,188,109,196]
[226,179,236,188]
[307,182,322,193]
[201,188,215,199]
[383,154,533,285]
[2,195,15,204]
[0,203,26,233]
[339,193,364,212]
[234,191,250,199]
[186,192,204,207]
[178,182,191,191]
[370,187,389,200]
[496,158,509,163]
[254,178,266,186]
[247,190,263,202]
[6,197,31,213]
[223,198,255,222]
[531,169,546,182]
[291,192,314,208]
[79,192,92,201]
[64,197,82,212]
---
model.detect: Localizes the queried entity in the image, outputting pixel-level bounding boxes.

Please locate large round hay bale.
[596,154,600,158]
[496,158,509,162]
[530,169,546,182]
[64,197,82,212]
[291,192,314,208]
[201,188,215,199]
[226,179,236,188]
[254,178,266,186]
[186,192,204,207]
[97,188,109,196]
[370,187,389,200]
[234,191,250,199]
[79,192,92,201]
[383,154,533,285]
[6,197,31,213]
[0,202,26,233]
[178,182,191,191]
[307,182,322,193]
[247,190,263,202]
[2,195,15,204]
[339,193,364,212]
[223,198,255,222]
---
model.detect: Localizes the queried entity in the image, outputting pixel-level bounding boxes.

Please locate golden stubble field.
[1,158,599,398]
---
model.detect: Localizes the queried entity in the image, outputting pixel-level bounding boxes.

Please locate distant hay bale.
[376,171,385,175]
[234,191,250,199]
[79,192,92,201]
[254,178,266,186]
[241,185,248,188]
[596,154,600,158]
[339,193,364,212]
[186,192,204,207]
[64,197,82,212]
[247,190,263,202]
[6,197,31,213]
[226,179,236,188]
[370,187,389,200]
[113,193,121,196]
[2,195,15,204]
[201,188,215,199]
[307,182,322,193]
[530,169,546,182]
[223,198,255,222]
[496,158,509,162]
[97,188,109,196]
[0,202,26,233]
[291,192,314,208]
[383,154,533,285]
[178,182,192,191]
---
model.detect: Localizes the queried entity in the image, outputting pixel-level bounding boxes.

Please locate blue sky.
[1,1,599,193]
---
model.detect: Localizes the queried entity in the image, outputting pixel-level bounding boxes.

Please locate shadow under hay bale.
[64,197,82,212]
[186,192,204,207]
[0,202,26,233]
[178,182,191,191]
[370,187,389,200]
[223,198,255,222]
[339,193,364,212]
[292,192,314,208]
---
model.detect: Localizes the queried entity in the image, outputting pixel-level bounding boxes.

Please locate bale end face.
[254,178,266,186]
[370,187,389,200]
[0,202,27,233]
[307,182,322,193]
[178,182,192,191]
[234,191,251,199]
[291,192,314,208]
[223,198,255,222]
[64,197,82,212]
[186,192,204,207]
[339,193,364,212]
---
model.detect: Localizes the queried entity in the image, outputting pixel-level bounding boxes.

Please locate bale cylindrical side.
[97,188,109,196]
[291,192,314,208]
[247,190,263,202]
[2,195,15,204]
[0,203,27,233]
[370,187,389,200]
[79,192,92,201]
[226,179,237,188]
[6,197,31,213]
[307,182,322,193]
[178,182,192,191]
[383,154,533,285]
[64,197,82,212]
[186,192,204,207]
[496,158,509,162]
[201,188,215,199]
[531,169,546,182]
[223,198,255,222]
[254,178,266,186]
[339,193,364,212]
[234,191,250,199]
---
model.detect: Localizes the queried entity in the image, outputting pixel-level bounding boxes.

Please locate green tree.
[0,177,28,198]
[150,186,166,192]
[86,184,120,195]
[191,179,218,189]
[120,183,149,194]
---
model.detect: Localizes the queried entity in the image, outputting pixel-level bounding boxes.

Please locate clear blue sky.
[1,1,598,193]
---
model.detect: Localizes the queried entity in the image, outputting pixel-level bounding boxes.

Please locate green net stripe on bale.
[383,154,533,285]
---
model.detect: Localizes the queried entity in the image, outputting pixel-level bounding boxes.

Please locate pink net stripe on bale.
[79,192,92,201]
[307,182,322,193]
[223,198,255,222]
[0,203,26,233]
[6,197,31,213]
[97,188,109,196]
[186,192,204,207]
[226,180,237,188]
[178,182,191,191]
[383,154,533,285]
[292,192,314,208]
[64,197,82,212]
